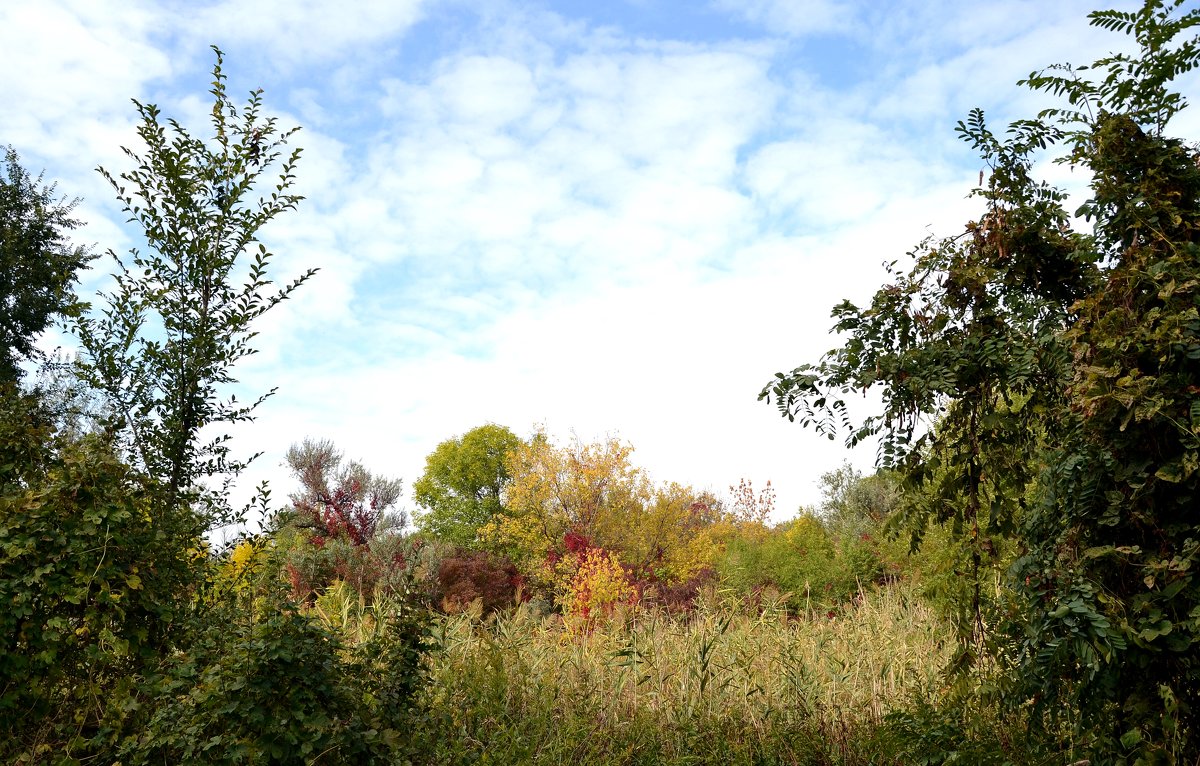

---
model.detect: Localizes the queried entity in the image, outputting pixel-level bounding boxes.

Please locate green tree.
[817,463,900,542]
[74,46,315,525]
[414,423,524,548]
[0,146,93,384]
[762,1,1200,758]
[0,47,324,763]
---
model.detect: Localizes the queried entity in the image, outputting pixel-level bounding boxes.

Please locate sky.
[1,0,1185,526]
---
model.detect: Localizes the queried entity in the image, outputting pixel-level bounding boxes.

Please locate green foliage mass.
[762,1,1200,759]
[0,391,199,757]
[127,603,421,765]
[414,423,525,548]
[717,466,905,614]
[1,49,431,764]
[0,146,93,384]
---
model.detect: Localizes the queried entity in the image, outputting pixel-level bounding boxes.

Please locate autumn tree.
[762,1,1200,757]
[273,438,409,601]
[413,423,524,548]
[484,430,653,572]
[284,438,404,546]
[485,431,734,602]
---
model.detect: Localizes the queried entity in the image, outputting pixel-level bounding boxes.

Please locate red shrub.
[436,550,521,614]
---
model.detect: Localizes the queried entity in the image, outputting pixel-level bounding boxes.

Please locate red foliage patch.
[436,550,522,614]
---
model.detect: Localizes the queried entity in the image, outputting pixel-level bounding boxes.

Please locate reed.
[409,583,951,765]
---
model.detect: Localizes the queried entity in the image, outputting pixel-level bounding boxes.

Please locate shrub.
[129,607,384,765]
[436,549,522,614]
[0,407,201,760]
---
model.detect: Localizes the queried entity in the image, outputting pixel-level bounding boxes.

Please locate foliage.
[486,431,739,609]
[271,438,411,604]
[762,0,1200,758]
[602,482,732,585]
[720,513,859,614]
[548,533,638,630]
[437,548,523,614]
[283,437,405,546]
[818,463,901,542]
[411,584,948,765]
[0,407,199,761]
[484,430,654,573]
[414,423,524,548]
[883,694,1068,766]
[0,49,445,766]
[715,470,907,615]
[74,46,315,524]
[279,527,415,603]
[0,146,93,384]
[128,606,386,765]
[727,477,776,527]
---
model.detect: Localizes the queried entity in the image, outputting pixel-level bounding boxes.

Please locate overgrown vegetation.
[3,2,1198,763]
[764,0,1200,760]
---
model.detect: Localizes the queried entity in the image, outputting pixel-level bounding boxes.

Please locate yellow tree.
[486,430,746,605]
[484,430,652,572]
[605,482,728,582]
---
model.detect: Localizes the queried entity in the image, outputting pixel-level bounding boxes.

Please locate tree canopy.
[0,146,92,384]
[413,423,525,548]
[73,46,315,525]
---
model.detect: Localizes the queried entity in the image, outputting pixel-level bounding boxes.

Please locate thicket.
[763,1,1200,760]
[0,50,426,764]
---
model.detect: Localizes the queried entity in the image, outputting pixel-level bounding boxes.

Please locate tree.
[484,430,654,573]
[413,423,524,548]
[817,463,899,542]
[0,146,93,384]
[74,46,315,526]
[284,438,405,546]
[274,438,408,601]
[482,431,732,599]
[762,0,1200,757]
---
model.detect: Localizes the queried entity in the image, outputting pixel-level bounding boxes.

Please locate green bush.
[128,606,386,765]
[0,394,201,760]
[718,514,881,613]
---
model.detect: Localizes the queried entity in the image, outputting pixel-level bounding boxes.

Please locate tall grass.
[408,583,951,765]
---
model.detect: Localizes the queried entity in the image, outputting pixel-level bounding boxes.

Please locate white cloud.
[710,0,851,37]
[0,1,170,202]
[192,0,426,68]
[431,56,537,127]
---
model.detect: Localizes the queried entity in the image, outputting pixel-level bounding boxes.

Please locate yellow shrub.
[558,547,636,631]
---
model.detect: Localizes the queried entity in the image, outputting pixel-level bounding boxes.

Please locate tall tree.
[413,423,524,548]
[0,146,92,384]
[762,0,1200,757]
[3,49,319,761]
[74,47,315,525]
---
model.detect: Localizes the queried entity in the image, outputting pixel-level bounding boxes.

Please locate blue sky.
[3,0,1183,522]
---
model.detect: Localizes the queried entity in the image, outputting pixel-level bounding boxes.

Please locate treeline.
[258,427,914,623]
[761,1,1200,761]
